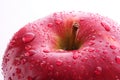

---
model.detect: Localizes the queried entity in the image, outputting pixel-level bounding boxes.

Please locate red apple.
[2,11,120,80]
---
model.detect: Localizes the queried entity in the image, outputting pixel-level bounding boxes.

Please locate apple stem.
[68,23,79,50]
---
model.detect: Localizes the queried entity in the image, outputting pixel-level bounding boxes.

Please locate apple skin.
[2,11,120,80]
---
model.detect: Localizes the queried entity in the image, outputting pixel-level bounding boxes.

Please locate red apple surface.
[2,11,120,80]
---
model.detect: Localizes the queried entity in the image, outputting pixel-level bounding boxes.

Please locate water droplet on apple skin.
[94,66,102,75]
[25,45,32,50]
[55,71,59,77]
[48,65,54,71]
[43,49,50,53]
[90,55,96,59]
[81,57,88,62]
[73,54,79,60]
[103,50,108,54]
[22,32,35,43]
[13,58,21,66]
[9,39,16,47]
[101,22,111,31]
[24,50,37,57]
[88,47,95,52]
[21,58,27,64]
[110,45,116,50]
[8,77,12,80]
[88,41,95,46]
[40,61,46,68]
[91,36,96,40]
[73,52,79,60]
[4,56,10,64]
[54,18,62,25]
[115,56,120,64]
[48,23,53,27]
[56,60,63,66]
[115,75,120,80]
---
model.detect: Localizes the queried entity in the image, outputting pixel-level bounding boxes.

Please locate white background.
[0,0,120,79]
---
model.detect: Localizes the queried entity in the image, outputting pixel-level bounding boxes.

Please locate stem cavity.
[67,22,79,50]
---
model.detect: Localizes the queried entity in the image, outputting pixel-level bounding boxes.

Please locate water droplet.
[48,65,54,71]
[103,50,108,54]
[91,55,96,59]
[110,45,116,50]
[42,54,48,59]
[56,60,63,66]
[81,57,88,62]
[48,23,53,27]
[4,57,10,64]
[55,71,59,77]
[55,18,62,25]
[94,66,102,75]
[14,58,21,66]
[73,54,79,59]
[88,47,95,52]
[88,41,95,46]
[68,65,72,68]
[40,61,46,68]
[73,52,79,59]
[25,45,32,50]
[9,39,16,47]
[101,22,110,31]
[43,49,50,53]
[21,58,27,64]
[91,36,96,40]
[8,77,12,80]
[110,36,116,41]
[115,56,120,64]
[115,76,120,80]
[25,50,36,56]
[16,68,21,74]
[22,32,35,43]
